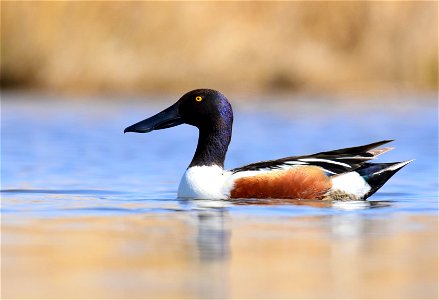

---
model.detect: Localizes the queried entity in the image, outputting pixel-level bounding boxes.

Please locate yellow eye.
[195,96,203,102]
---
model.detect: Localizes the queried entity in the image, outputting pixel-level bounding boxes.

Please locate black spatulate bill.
[124,102,183,133]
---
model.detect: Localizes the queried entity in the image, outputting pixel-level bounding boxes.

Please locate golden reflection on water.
[2,212,438,299]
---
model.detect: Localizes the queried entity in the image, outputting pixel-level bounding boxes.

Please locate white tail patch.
[330,172,371,199]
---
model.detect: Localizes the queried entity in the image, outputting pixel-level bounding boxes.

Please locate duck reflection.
[232,197,333,208]
[177,199,231,263]
[181,200,231,298]
[232,197,391,209]
[193,203,231,262]
[181,198,390,265]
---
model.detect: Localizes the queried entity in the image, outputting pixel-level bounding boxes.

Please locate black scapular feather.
[231,140,394,174]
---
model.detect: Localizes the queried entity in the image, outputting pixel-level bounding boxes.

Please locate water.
[1,92,438,298]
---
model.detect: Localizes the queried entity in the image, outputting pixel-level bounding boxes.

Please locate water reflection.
[2,202,437,298]
[330,213,367,239]
[189,197,392,210]
[196,208,230,262]
[194,208,231,298]
[233,198,333,208]
[181,199,395,299]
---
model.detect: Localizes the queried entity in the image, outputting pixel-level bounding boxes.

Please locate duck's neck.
[189,123,232,169]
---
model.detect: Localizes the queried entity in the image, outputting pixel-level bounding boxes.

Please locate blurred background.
[1,1,437,95]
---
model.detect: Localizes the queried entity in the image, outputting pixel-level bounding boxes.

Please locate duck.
[124,89,412,201]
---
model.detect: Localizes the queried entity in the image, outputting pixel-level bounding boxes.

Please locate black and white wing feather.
[231,140,394,175]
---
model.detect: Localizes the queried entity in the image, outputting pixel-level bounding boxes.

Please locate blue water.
[1,93,438,218]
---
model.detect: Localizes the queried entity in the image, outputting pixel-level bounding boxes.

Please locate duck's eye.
[195,96,203,102]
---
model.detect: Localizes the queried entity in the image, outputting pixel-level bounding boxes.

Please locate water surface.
[1,93,438,298]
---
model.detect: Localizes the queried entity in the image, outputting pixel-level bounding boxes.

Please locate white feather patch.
[299,158,352,168]
[374,160,414,175]
[330,172,371,198]
[178,166,232,199]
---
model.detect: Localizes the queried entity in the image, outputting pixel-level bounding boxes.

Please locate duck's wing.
[230,140,394,175]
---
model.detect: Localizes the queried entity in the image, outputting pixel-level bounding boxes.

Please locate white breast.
[177,166,233,199]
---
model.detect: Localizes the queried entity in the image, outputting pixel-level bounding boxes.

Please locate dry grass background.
[1,1,438,95]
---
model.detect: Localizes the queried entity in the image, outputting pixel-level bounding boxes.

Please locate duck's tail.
[356,160,414,199]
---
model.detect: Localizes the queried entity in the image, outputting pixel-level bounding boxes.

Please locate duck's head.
[124,89,233,134]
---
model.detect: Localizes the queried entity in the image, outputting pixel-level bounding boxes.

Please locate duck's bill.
[124,103,183,133]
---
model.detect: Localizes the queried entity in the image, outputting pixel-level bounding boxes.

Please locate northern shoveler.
[124,89,412,201]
